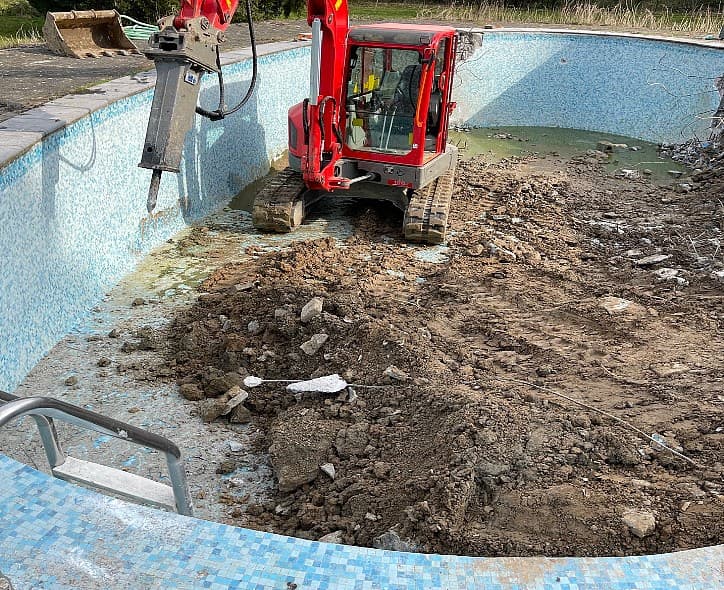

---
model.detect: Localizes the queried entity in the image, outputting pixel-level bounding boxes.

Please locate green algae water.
[232,127,689,211]
[449,126,688,184]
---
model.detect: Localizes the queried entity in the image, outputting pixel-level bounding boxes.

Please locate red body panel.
[171,0,457,194]
[290,10,458,192]
[177,0,238,31]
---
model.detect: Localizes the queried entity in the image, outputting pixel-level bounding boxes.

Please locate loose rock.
[300,333,328,356]
[622,509,656,538]
[301,297,324,323]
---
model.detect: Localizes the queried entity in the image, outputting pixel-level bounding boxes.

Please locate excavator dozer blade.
[43,10,140,59]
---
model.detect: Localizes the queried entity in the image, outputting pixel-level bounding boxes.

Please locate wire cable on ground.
[493,376,705,469]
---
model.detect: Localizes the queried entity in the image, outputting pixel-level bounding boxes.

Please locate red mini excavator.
[140,0,459,243]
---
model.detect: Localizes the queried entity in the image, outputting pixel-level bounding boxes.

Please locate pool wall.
[453,31,724,143]
[1,33,722,392]
[0,43,310,391]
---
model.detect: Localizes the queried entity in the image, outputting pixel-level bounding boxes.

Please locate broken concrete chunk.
[300,333,328,356]
[653,268,689,286]
[373,529,420,552]
[222,387,249,414]
[335,421,369,458]
[598,296,643,315]
[227,440,244,452]
[622,509,656,538]
[635,254,671,267]
[247,320,263,335]
[301,297,324,323]
[205,372,242,397]
[475,460,510,477]
[652,363,690,378]
[199,398,227,422]
[320,462,336,480]
[383,365,409,382]
[318,530,344,544]
[269,415,341,491]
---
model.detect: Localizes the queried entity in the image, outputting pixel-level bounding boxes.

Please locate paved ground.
[0,19,310,122]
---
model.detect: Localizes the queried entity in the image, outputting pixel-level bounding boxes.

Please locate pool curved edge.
[0,454,721,589]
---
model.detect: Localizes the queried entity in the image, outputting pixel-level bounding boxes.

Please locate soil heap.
[167,153,723,557]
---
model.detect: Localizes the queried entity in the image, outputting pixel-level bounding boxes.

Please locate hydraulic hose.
[195,0,258,121]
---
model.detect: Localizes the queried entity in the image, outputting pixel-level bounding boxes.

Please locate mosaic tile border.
[0,455,721,589]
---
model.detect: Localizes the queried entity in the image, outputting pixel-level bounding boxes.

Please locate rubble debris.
[300,333,328,355]
[300,297,324,323]
[164,152,723,557]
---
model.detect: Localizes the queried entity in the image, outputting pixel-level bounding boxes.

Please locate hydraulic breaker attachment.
[139,17,221,212]
[43,10,138,58]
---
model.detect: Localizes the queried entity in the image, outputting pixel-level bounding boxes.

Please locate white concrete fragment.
[320,463,336,480]
[287,374,348,393]
[635,254,671,266]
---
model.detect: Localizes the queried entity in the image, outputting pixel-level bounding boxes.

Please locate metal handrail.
[0,390,193,515]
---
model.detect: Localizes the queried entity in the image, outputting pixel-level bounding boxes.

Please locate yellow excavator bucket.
[43,10,139,58]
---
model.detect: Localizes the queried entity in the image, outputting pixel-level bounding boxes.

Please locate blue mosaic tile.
[0,453,721,589]
[453,32,724,143]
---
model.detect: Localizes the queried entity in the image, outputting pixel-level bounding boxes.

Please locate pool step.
[53,456,177,511]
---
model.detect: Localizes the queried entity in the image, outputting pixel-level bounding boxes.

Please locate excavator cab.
[255,23,459,244]
[343,32,451,158]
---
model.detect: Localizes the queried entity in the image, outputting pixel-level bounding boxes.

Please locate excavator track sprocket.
[403,157,457,245]
[252,167,308,233]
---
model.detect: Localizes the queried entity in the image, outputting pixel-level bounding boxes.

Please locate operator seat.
[393,64,421,115]
[393,63,443,150]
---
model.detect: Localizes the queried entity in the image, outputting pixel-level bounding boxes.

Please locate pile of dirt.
[166,154,723,557]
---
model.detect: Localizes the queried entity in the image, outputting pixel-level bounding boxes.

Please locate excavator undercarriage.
[252,153,457,244]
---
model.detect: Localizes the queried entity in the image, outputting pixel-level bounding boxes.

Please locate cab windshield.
[344,46,421,155]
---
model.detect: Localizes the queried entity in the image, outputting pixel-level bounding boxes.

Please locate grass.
[349,1,723,36]
[416,1,724,35]
[0,0,721,48]
[0,0,43,48]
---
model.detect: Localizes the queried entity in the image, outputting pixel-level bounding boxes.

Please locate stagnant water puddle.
[449,126,688,184]
[231,127,688,214]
